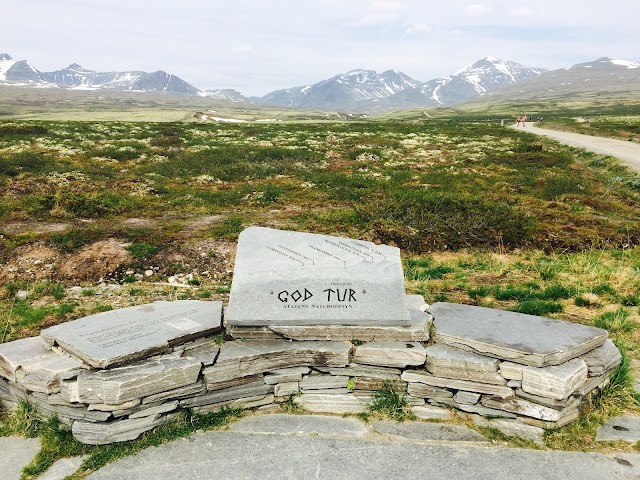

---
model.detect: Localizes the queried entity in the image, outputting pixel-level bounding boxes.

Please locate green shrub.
[126,242,160,260]
[594,308,635,333]
[510,300,563,316]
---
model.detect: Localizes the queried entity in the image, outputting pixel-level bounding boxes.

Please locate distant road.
[509,122,640,172]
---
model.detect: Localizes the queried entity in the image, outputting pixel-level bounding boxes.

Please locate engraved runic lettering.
[277,288,313,303]
[323,288,357,302]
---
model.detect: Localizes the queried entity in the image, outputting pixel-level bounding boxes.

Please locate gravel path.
[510,123,640,172]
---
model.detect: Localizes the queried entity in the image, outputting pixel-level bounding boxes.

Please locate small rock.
[144,270,153,277]
[168,277,176,284]
[15,290,30,300]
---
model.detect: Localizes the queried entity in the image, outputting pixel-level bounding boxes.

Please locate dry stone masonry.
[0,227,623,444]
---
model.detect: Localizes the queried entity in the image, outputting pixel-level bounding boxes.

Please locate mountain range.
[1,52,639,112]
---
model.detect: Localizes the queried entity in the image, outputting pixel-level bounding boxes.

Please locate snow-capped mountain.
[363,57,546,111]
[198,89,247,102]
[0,54,199,95]
[255,69,421,110]
[467,57,640,105]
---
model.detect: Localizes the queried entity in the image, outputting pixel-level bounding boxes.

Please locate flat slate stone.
[224,227,410,327]
[0,337,84,393]
[203,340,350,383]
[274,382,299,397]
[472,417,544,445]
[373,421,487,443]
[0,437,41,480]
[596,415,640,443]
[580,339,622,376]
[499,362,526,381]
[299,374,349,390]
[76,357,202,404]
[521,358,588,400]
[353,341,427,368]
[411,405,451,420]
[230,414,368,436]
[402,371,514,398]
[41,300,223,368]
[229,295,432,341]
[181,380,273,408]
[316,364,400,379]
[429,302,608,367]
[294,393,370,414]
[430,398,517,419]
[481,396,578,422]
[73,415,163,445]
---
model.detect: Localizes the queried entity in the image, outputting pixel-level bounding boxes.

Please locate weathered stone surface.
[274,382,299,397]
[203,341,351,383]
[402,371,514,398]
[76,357,202,404]
[181,380,273,408]
[129,401,179,419]
[353,342,426,368]
[225,227,410,327]
[0,337,85,393]
[430,398,517,419]
[507,380,522,389]
[411,405,451,420]
[72,415,163,445]
[575,372,612,397]
[596,415,640,443]
[430,302,608,367]
[206,374,263,391]
[230,295,432,341]
[472,417,544,445]
[88,399,140,412]
[300,374,349,390]
[514,389,576,409]
[580,339,622,376]
[229,414,369,437]
[373,421,488,443]
[264,367,309,384]
[39,456,87,480]
[142,381,206,404]
[301,388,351,395]
[519,409,580,429]
[29,394,111,424]
[0,437,41,480]
[481,396,578,422]
[407,383,453,399]
[499,362,526,381]
[453,391,481,405]
[353,377,405,392]
[521,358,588,400]
[193,394,275,413]
[427,344,500,372]
[294,393,369,414]
[316,363,400,379]
[41,300,223,368]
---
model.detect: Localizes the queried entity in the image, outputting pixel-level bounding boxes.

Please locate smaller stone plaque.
[41,300,223,368]
[225,227,410,327]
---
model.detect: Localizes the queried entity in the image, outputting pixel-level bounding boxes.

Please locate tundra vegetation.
[0,113,639,478]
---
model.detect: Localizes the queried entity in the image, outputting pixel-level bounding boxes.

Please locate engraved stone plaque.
[224,227,410,326]
[41,300,223,368]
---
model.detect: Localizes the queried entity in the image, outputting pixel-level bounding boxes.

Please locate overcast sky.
[3,1,639,96]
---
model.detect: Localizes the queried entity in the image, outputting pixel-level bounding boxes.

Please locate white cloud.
[405,23,432,35]
[230,45,254,55]
[358,0,404,26]
[511,7,534,16]
[464,3,490,16]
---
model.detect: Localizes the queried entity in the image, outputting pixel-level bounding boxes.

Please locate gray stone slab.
[73,415,163,445]
[129,401,179,419]
[315,363,400,379]
[193,394,275,413]
[39,456,87,480]
[0,437,41,480]
[472,417,544,445]
[273,382,299,397]
[299,374,349,390]
[224,227,410,327]
[373,421,488,443]
[230,295,432,341]
[402,371,514,398]
[353,341,427,368]
[86,431,640,480]
[481,396,579,422]
[596,415,640,442]
[230,414,368,436]
[142,381,206,404]
[429,302,608,367]
[411,405,451,420]
[181,380,273,408]
[427,344,500,372]
[203,341,350,383]
[294,393,370,414]
[454,391,481,405]
[41,300,223,368]
[407,383,453,399]
[500,362,526,381]
[0,336,85,393]
[76,357,202,404]
[353,377,405,391]
[521,358,588,400]
[206,373,264,391]
[264,367,308,384]
[580,339,622,375]
[430,398,518,419]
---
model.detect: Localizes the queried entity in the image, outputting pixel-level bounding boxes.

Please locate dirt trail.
[510,122,640,172]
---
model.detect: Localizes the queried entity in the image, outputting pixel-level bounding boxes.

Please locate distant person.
[529,115,532,121]
[522,115,527,127]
